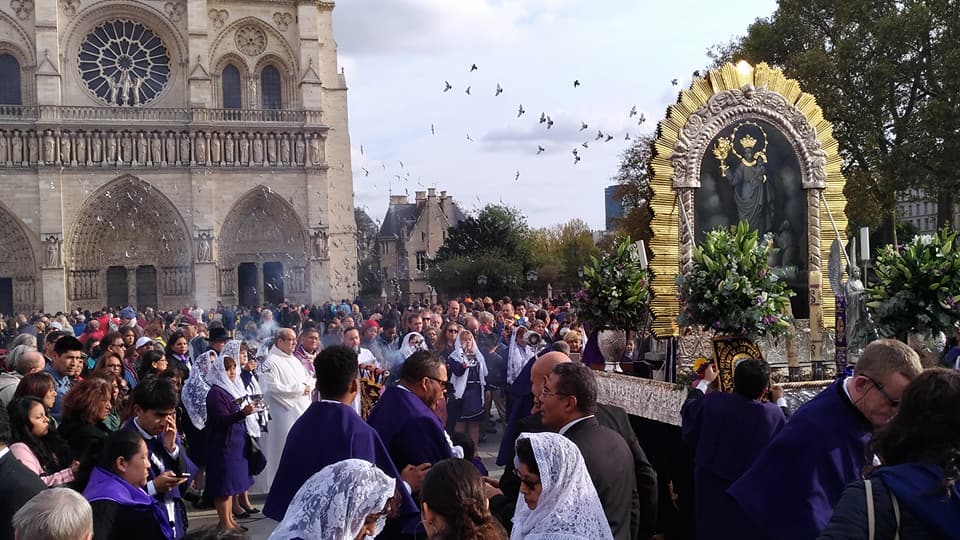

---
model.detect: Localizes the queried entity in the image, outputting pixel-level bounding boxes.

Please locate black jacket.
[90,499,170,540]
[0,449,46,540]
[58,416,110,461]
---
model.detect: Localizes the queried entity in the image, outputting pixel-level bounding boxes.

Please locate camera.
[526,332,542,347]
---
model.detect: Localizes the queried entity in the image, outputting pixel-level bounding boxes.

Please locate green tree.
[428,204,534,297]
[611,133,656,243]
[530,219,600,292]
[722,0,960,244]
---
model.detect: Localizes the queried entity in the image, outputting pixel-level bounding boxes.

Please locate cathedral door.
[264,262,284,305]
[136,266,158,310]
[0,278,12,315]
[238,263,257,307]
[106,267,128,308]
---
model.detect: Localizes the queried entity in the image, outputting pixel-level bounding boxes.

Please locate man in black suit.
[0,400,46,540]
[492,352,657,539]
[540,361,637,540]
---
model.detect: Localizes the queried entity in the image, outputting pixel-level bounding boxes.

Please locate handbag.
[243,434,267,476]
[865,478,901,540]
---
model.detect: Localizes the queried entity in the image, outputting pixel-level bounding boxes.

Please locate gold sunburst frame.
[649,62,848,352]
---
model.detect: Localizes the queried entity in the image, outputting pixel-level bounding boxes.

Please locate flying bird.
[539,112,547,124]
[470,63,478,72]
[572,148,579,156]
[574,155,581,164]
[399,161,404,168]
[466,133,473,141]
[517,104,525,117]
[495,83,503,96]
[595,130,604,141]
[579,122,588,131]
[582,142,589,148]
[465,86,471,95]
[605,134,614,142]
[573,80,581,88]
[444,81,453,92]
[537,145,545,155]
[360,145,364,155]
[671,78,678,86]
[361,167,369,176]
[546,116,554,129]
[639,113,646,124]
[515,171,520,181]
[625,132,631,141]
[431,124,435,135]
[629,105,637,117]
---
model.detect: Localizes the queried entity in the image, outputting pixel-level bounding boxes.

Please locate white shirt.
[558,414,595,436]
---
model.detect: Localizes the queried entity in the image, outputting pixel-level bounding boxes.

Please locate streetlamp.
[477,274,488,296]
[526,270,538,297]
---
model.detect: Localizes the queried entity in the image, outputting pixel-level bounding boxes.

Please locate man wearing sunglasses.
[729,339,923,540]
[368,350,454,490]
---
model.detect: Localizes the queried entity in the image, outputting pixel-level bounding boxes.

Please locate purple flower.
[713,321,722,329]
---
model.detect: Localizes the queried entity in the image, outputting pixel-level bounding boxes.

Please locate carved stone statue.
[179,133,191,165]
[150,133,162,165]
[0,132,8,165]
[133,77,144,106]
[248,79,258,109]
[44,236,61,268]
[43,130,56,164]
[266,134,277,164]
[11,131,23,164]
[224,133,235,164]
[91,133,102,164]
[195,135,207,165]
[120,133,133,164]
[59,132,71,164]
[210,133,222,164]
[108,133,119,164]
[137,132,149,164]
[279,135,291,165]
[238,134,250,164]
[107,76,120,105]
[312,229,328,259]
[119,71,133,106]
[197,233,212,262]
[844,265,872,352]
[27,132,38,164]
[165,133,176,165]
[76,132,87,165]
[309,134,323,165]
[252,134,264,164]
[294,135,306,165]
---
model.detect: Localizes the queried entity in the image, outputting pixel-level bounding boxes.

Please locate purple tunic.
[681,389,786,539]
[727,380,871,540]
[448,357,484,420]
[204,385,254,497]
[367,386,452,472]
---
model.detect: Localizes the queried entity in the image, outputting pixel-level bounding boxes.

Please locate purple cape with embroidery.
[727,379,871,540]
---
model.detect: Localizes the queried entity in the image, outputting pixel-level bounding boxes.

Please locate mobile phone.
[173,472,192,478]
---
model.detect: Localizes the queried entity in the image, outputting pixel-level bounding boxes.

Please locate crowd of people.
[0,298,957,539]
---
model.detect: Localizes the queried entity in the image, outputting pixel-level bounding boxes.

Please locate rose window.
[78,20,171,106]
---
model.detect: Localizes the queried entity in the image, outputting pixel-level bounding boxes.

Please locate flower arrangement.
[677,220,794,339]
[573,237,652,331]
[867,227,960,339]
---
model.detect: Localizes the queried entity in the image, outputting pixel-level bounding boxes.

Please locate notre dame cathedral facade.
[0,0,358,314]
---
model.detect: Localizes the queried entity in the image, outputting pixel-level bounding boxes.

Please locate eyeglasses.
[540,385,570,399]
[513,468,541,490]
[446,329,459,334]
[425,376,453,394]
[109,342,125,349]
[865,376,900,408]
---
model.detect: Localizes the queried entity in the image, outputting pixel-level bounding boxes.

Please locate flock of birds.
[354,62,685,206]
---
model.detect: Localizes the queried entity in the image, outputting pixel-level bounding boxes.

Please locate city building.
[376,188,466,304]
[0,0,357,314]
[605,184,626,231]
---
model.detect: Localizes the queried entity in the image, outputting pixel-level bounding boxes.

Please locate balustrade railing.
[0,105,323,125]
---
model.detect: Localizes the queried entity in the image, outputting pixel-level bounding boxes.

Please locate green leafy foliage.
[677,221,794,339]
[572,237,652,331]
[867,227,960,338]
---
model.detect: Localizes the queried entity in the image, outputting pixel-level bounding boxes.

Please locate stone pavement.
[186,422,507,539]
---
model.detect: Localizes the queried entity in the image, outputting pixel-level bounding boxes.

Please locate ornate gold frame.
[649,62,848,344]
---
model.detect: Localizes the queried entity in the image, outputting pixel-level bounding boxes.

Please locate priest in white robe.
[259,327,313,492]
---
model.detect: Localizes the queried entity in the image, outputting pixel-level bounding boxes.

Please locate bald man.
[492,351,659,540]
[260,327,314,489]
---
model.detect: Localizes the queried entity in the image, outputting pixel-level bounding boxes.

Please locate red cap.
[361,320,380,332]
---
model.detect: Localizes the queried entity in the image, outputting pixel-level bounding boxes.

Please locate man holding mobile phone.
[124,376,195,539]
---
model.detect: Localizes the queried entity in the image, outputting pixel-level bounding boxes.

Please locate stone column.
[256,263,264,305]
[126,266,137,308]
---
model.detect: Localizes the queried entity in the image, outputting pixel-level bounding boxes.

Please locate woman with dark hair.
[58,377,113,461]
[164,331,191,379]
[14,371,59,429]
[818,368,960,539]
[420,458,507,540]
[78,429,175,540]
[138,350,168,381]
[91,370,126,431]
[102,331,137,390]
[7,396,77,486]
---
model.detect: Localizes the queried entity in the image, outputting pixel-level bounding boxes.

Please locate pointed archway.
[218,185,309,305]
[0,202,39,314]
[66,175,193,309]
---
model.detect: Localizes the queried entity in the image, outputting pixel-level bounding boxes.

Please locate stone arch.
[61,2,188,107]
[218,185,310,303]
[211,17,299,108]
[66,176,193,307]
[0,11,37,106]
[211,52,250,108]
[0,200,39,313]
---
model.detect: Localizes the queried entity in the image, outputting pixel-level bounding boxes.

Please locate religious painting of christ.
[696,118,809,318]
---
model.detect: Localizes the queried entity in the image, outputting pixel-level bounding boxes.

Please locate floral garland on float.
[676,220,795,391]
[573,237,652,372]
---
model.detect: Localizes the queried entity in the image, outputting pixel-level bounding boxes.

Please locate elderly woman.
[204,340,256,531]
[511,432,613,540]
[270,459,398,540]
[57,378,114,461]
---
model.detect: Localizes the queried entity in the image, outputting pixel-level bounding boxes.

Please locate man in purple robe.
[367,350,453,473]
[728,339,923,540]
[681,357,785,539]
[263,345,420,537]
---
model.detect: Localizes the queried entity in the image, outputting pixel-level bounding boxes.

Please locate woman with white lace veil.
[448,330,488,446]
[506,327,533,386]
[269,459,397,540]
[511,432,613,540]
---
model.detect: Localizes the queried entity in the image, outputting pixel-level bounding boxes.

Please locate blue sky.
[334,0,778,229]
